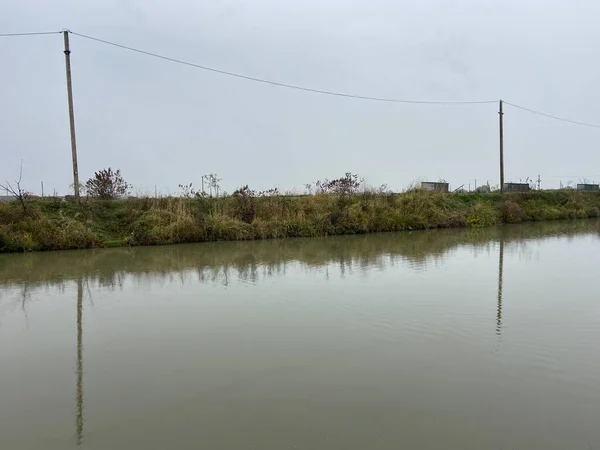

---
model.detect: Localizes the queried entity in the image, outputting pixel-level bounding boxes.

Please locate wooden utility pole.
[63,30,80,201]
[499,100,505,193]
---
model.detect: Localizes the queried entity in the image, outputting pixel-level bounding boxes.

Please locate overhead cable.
[0,31,62,37]
[70,31,497,105]
[504,101,600,129]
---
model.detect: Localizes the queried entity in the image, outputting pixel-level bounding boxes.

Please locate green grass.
[1,190,599,253]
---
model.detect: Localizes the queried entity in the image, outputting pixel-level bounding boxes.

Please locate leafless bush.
[85,168,131,199]
[1,161,30,214]
[178,183,197,198]
[315,173,363,195]
[231,186,281,198]
[259,187,280,197]
[203,174,222,197]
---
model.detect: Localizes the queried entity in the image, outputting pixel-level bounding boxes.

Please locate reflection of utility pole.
[496,239,504,336]
[76,278,84,445]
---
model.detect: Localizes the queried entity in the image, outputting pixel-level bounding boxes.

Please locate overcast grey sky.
[2,0,600,195]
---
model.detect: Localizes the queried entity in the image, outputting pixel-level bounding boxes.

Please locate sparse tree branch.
[0,161,29,214]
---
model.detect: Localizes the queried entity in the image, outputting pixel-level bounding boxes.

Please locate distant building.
[577,183,600,191]
[503,183,530,193]
[420,182,449,193]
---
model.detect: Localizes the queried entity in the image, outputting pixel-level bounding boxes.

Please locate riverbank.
[1,190,599,253]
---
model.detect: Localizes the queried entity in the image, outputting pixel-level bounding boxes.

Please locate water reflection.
[76,278,84,445]
[497,239,504,337]
[0,220,597,294]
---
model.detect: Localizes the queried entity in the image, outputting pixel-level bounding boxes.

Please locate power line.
[4,29,600,128]
[69,31,497,105]
[0,31,62,37]
[504,101,600,129]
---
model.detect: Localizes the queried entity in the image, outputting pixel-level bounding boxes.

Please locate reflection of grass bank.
[1,219,597,288]
[1,190,599,253]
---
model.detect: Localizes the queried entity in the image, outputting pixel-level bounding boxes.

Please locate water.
[1,221,599,450]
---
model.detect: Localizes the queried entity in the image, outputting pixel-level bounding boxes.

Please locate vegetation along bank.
[1,185,599,253]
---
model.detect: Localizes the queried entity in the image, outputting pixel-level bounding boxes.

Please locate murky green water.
[1,221,599,450]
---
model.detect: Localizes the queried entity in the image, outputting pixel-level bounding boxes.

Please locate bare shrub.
[85,168,131,199]
[315,173,363,195]
[178,183,196,198]
[0,161,30,214]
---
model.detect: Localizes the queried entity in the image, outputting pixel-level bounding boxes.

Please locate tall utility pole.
[63,30,80,201]
[499,100,505,193]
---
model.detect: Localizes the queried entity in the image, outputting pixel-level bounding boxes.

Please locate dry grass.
[1,190,599,253]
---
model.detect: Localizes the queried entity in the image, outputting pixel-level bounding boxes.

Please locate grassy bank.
[1,190,599,253]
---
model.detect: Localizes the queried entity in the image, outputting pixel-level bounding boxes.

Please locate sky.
[1,0,600,195]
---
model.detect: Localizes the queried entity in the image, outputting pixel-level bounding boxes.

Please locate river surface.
[1,221,599,450]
